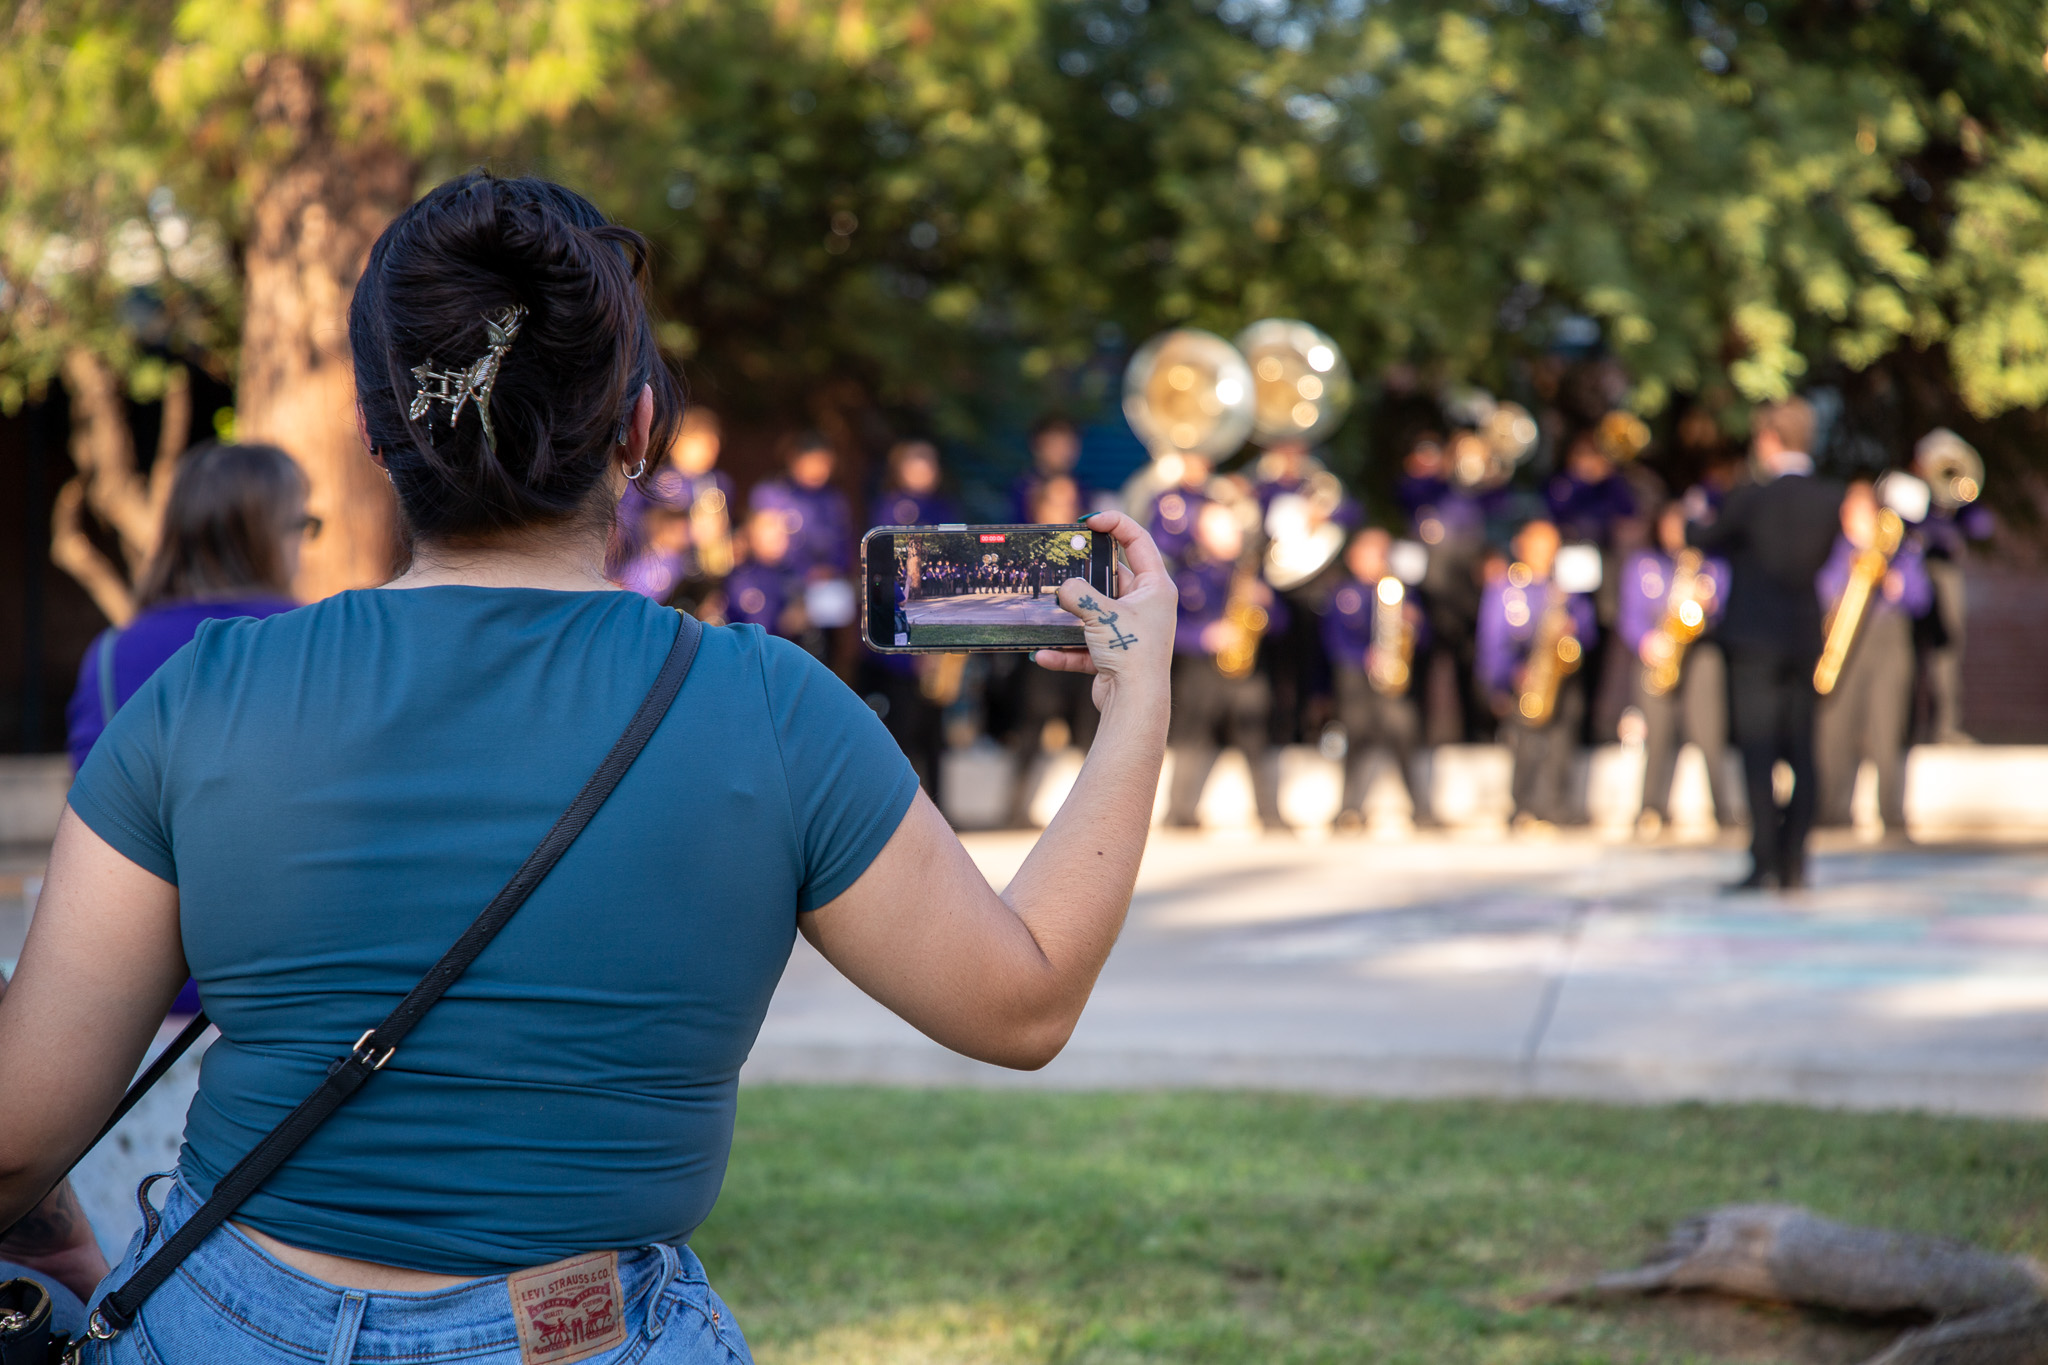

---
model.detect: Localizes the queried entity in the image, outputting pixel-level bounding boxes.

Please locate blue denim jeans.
[82,1176,753,1364]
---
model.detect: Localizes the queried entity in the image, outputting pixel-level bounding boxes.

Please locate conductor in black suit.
[1687,398,1844,890]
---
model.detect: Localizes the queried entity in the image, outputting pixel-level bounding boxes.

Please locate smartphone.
[862,524,1116,652]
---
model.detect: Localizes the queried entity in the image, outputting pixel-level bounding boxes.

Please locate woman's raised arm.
[799,511,1174,1069]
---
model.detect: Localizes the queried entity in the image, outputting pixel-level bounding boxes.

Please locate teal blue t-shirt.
[68,587,919,1274]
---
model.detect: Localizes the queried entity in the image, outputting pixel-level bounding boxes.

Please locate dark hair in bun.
[349,171,684,540]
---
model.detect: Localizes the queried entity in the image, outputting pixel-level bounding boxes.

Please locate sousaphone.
[1119,327,1257,516]
[1235,318,1355,590]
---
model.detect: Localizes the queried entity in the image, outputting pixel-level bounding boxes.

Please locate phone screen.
[864,525,1112,652]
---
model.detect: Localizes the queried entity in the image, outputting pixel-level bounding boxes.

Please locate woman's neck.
[385,532,616,593]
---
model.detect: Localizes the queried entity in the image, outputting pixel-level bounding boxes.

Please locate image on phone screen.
[866,526,1105,651]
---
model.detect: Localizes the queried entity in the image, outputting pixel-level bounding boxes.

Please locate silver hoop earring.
[625,457,648,481]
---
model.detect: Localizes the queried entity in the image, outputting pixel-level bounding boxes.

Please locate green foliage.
[696,1087,2048,1363]
[6,0,2048,447]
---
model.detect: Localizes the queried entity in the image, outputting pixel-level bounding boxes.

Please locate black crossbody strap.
[89,612,703,1337]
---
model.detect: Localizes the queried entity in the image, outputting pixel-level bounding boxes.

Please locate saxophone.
[1215,562,1271,679]
[690,484,734,578]
[1642,550,1708,698]
[1814,508,1904,696]
[1368,576,1416,697]
[1516,580,1584,725]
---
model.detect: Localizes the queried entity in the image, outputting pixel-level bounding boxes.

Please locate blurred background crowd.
[4,0,2048,831]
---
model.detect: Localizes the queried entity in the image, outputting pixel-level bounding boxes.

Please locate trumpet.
[1215,561,1271,680]
[1368,576,1416,697]
[1518,583,1584,726]
[1642,550,1709,698]
[1814,508,1904,696]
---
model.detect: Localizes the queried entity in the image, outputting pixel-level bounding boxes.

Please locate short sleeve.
[67,645,191,885]
[757,634,921,912]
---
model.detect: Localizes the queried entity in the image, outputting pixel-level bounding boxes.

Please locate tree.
[1,1,652,602]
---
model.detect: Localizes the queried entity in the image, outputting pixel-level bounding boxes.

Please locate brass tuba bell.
[1121,328,1258,460]
[1235,318,1356,591]
[1234,318,1354,447]
[1913,428,1986,511]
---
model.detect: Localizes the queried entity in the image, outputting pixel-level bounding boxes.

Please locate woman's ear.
[621,384,655,471]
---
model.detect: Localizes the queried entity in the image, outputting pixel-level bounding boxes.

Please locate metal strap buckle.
[85,1309,117,1340]
[349,1030,397,1071]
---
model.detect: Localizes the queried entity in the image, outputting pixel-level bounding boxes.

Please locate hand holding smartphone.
[862,524,1116,653]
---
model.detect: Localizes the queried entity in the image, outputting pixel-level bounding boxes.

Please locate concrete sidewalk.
[745,830,2048,1119]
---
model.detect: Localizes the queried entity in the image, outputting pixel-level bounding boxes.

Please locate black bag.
[0,612,702,1364]
[0,1277,57,1365]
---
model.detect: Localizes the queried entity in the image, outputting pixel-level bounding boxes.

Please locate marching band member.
[1546,428,1639,550]
[722,505,808,643]
[1165,500,1286,831]
[610,405,730,584]
[750,430,854,581]
[1396,432,1487,742]
[1814,481,1932,837]
[1621,501,1737,837]
[1005,475,1101,826]
[1909,432,1994,744]
[1321,528,1436,831]
[1010,414,1098,521]
[1144,452,1217,568]
[873,438,961,528]
[1478,517,1597,833]
[616,497,694,603]
[864,440,961,802]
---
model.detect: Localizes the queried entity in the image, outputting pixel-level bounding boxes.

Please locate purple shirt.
[1172,559,1288,656]
[751,478,853,577]
[1917,503,1994,561]
[1146,486,1212,567]
[619,548,688,602]
[1616,550,1730,652]
[1396,473,1485,545]
[1476,577,1598,698]
[1546,473,1638,547]
[610,469,733,576]
[68,596,298,772]
[1816,535,1933,623]
[1321,574,1430,674]
[724,560,801,637]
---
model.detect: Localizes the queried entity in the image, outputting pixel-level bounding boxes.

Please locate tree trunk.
[49,351,192,625]
[234,56,413,601]
[1536,1204,2048,1365]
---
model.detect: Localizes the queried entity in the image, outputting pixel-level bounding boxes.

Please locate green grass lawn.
[692,1088,2048,1365]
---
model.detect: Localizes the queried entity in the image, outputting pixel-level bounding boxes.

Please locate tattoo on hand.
[1073,592,1137,649]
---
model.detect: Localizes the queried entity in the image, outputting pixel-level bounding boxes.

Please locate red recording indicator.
[978,533,1007,543]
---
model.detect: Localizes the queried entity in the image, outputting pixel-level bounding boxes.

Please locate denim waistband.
[91,1175,715,1362]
